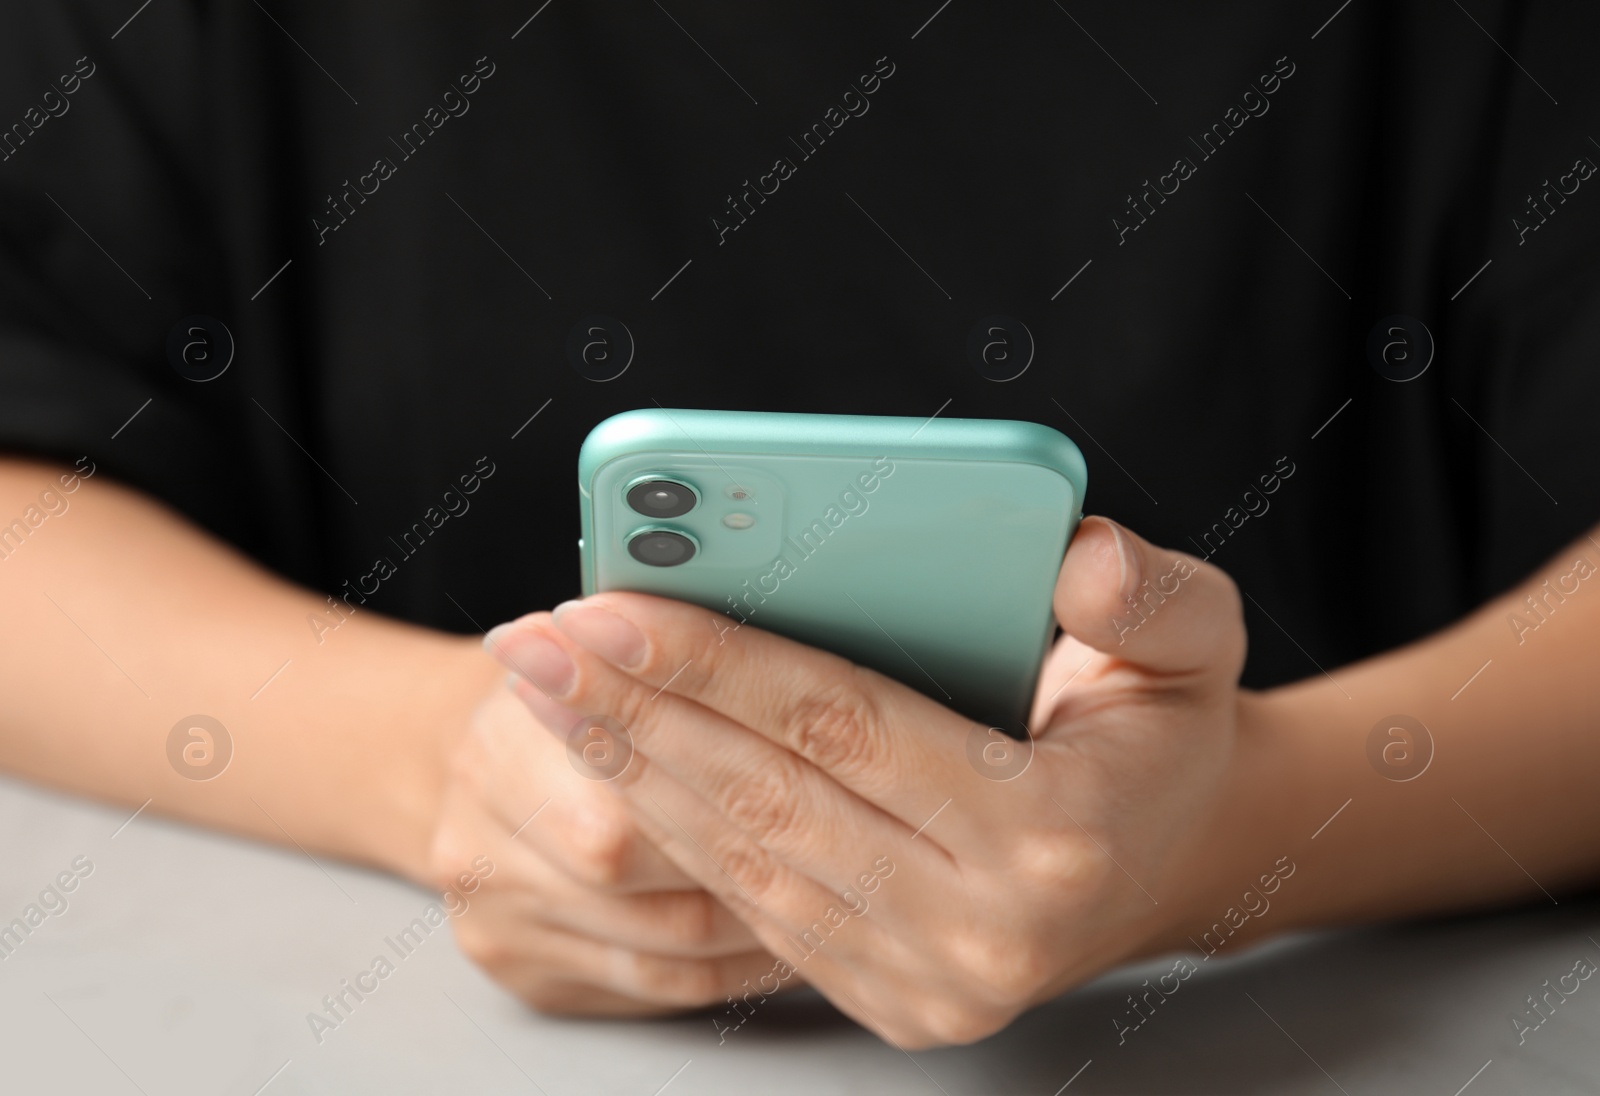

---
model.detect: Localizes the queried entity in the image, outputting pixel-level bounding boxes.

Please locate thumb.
[1053,516,1246,682]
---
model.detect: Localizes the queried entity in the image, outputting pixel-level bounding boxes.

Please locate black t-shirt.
[2,1,1596,689]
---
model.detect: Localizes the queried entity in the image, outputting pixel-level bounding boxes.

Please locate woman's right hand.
[429,670,785,1015]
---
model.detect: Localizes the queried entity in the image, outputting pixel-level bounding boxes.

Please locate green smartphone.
[578,409,1087,734]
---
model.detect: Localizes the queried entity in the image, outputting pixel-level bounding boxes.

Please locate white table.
[2,774,1595,1095]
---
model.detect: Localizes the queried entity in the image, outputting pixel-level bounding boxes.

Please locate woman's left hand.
[484,516,1248,1048]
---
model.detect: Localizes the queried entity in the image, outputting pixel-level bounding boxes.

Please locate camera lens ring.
[626,528,698,568]
[626,478,698,519]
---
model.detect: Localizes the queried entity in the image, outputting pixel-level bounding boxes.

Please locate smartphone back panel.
[579,409,1086,733]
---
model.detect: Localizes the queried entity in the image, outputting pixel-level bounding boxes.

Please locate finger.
[453,901,786,1011]
[590,773,961,1048]
[492,964,805,1020]
[614,764,903,976]
[464,683,696,892]
[502,594,975,821]
[615,789,954,1048]
[508,782,695,894]
[498,606,1017,858]
[509,671,940,911]
[1053,516,1246,683]
[488,980,697,1018]
[434,781,761,958]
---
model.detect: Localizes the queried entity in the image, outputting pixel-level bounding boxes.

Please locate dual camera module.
[625,479,698,567]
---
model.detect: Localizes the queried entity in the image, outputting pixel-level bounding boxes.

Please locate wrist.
[1143,687,1318,957]
[356,631,504,884]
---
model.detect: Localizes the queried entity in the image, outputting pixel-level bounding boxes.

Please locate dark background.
[2,1,1597,689]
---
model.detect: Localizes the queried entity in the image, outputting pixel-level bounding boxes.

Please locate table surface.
[3,775,1598,1096]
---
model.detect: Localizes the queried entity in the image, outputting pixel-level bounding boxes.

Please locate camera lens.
[626,479,696,518]
[627,530,697,567]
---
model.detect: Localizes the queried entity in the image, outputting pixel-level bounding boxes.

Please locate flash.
[722,513,755,530]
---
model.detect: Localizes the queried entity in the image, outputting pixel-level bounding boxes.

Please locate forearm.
[0,459,501,882]
[1166,524,1600,949]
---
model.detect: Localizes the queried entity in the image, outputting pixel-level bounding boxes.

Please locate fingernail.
[1100,518,1141,602]
[552,600,648,670]
[484,623,575,697]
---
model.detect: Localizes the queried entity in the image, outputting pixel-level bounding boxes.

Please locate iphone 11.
[578,409,1087,733]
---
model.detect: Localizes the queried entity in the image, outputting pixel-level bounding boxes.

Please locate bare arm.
[0,457,498,881]
[0,456,780,1015]
[1169,524,1600,949]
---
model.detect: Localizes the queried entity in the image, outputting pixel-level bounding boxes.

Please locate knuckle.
[589,683,648,743]
[426,825,477,897]
[1009,832,1099,893]
[782,676,884,776]
[658,619,723,691]
[719,757,806,840]
[1214,573,1248,670]
[942,929,1042,1005]
[1185,558,1247,671]
[564,809,637,889]
[982,939,1050,1003]
[707,838,782,908]
[920,1000,1011,1047]
[872,1012,942,1051]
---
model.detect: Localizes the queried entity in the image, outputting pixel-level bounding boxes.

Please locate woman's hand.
[483,516,1250,1046]
[428,671,784,1015]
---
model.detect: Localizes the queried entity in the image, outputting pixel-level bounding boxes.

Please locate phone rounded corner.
[578,408,658,491]
[1010,420,1089,514]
